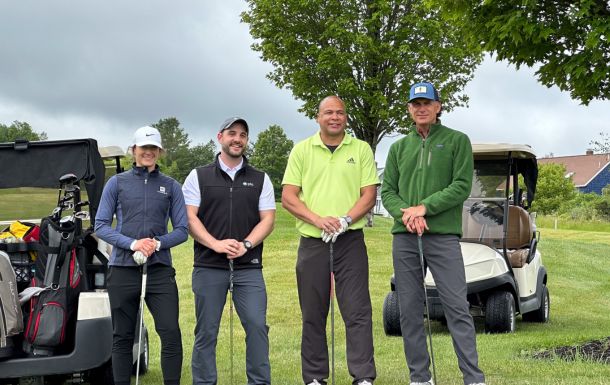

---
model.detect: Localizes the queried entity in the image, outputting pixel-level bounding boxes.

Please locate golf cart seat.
[506,205,534,268]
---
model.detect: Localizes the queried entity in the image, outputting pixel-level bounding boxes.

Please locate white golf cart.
[383,143,549,334]
[0,139,148,385]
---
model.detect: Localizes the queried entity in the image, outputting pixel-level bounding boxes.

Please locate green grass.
[0,188,60,222]
[138,209,610,385]
[536,214,610,233]
[1,189,609,384]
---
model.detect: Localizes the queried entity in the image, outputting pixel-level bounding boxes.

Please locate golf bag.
[0,250,23,360]
[23,216,83,356]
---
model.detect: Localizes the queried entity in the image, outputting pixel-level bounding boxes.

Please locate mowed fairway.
[1,189,609,385]
[140,209,610,385]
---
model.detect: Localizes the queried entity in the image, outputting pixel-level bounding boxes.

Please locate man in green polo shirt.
[282,95,379,385]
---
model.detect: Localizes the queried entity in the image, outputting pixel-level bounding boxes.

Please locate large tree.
[533,163,576,214]
[438,0,610,105]
[250,125,294,199]
[242,0,482,153]
[152,117,191,164]
[0,121,47,142]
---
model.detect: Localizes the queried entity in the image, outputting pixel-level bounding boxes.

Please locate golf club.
[329,242,335,385]
[418,234,437,385]
[229,259,234,385]
[135,262,148,385]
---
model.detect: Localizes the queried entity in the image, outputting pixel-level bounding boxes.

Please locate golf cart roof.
[472,143,536,159]
[98,145,126,158]
[0,138,106,224]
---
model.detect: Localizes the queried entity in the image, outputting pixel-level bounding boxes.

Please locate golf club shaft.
[229,259,234,385]
[329,243,335,385]
[135,263,147,385]
[418,234,437,385]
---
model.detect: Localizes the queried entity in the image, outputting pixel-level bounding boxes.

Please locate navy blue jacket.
[94,165,188,267]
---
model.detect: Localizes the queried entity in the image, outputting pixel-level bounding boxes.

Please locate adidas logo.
[347,157,356,164]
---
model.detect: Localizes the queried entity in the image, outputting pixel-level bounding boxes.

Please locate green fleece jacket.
[381,123,473,236]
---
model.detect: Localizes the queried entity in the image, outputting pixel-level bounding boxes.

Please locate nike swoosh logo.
[146,134,155,136]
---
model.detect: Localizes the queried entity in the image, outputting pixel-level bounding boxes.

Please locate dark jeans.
[296,230,376,385]
[107,264,183,385]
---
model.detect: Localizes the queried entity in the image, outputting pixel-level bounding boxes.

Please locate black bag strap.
[52,237,71,288]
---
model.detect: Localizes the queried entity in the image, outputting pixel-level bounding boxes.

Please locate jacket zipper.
[143,173,148,239]
[417,139,427,202]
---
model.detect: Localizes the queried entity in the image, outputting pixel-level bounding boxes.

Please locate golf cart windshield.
[462,198,505,247]
[462,159,508,246]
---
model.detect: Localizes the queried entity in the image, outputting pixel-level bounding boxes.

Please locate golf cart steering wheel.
[469,201,504,225]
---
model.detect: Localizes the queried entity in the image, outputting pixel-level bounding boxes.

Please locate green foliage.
[149,118,217,183]
[0,121,48,142]
[438,1,610,105]
[559,192,605,221]
[242,0,482,153]
[532,163,576,214]
[152,117,191,164]
[250,125,294,199]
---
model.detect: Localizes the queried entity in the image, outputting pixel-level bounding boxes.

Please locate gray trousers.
[297,230,376,385]
[191,267,270,385]
[392,233,485,385]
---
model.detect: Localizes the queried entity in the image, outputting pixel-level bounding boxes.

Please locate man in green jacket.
[381,82,486,385]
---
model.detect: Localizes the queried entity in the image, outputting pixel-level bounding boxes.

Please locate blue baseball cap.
[408,82,440,102]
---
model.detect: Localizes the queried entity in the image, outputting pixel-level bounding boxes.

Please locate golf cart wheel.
[133,327,150,375]
[522,285,550,323]
[382,291,402,336]
[485,291,516,333]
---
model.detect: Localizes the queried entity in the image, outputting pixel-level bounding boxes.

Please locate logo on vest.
[158,186,167,195]
[242,181,254,187]
[346,157,356,164]
[250,258,259,264]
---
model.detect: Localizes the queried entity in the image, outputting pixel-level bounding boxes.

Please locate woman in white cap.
[95,126,188,385]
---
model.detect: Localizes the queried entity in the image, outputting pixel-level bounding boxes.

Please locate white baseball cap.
[132,126,163,149]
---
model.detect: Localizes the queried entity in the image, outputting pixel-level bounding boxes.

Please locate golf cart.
[383,143,549,334]
[0,138,148,384]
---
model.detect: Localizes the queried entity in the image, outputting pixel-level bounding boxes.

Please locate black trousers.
[107,264,183,385]
[296,230,376,385]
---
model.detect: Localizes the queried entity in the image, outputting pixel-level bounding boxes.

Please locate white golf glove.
[133,251,147,265]
[321,216,350,243]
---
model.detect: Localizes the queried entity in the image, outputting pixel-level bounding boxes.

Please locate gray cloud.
[1,1,607,164]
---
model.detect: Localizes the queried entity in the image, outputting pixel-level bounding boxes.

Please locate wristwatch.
[343,215,353,225]
[243,239,253,250]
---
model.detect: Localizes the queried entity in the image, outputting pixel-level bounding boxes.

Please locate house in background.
[538,150,610,194]
[374,167,391,217]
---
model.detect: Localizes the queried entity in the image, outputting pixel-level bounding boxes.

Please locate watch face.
[244,240,253,249]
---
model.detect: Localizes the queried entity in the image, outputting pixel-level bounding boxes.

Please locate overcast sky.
[1,1,608,166]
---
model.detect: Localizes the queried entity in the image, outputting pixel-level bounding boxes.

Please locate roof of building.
[538,152,610,187]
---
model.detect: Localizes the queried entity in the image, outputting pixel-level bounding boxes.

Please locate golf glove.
[321,216,350,243]
[133,250,147,265]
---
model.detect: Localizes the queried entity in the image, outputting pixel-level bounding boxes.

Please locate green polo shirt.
[282,130,379,237]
